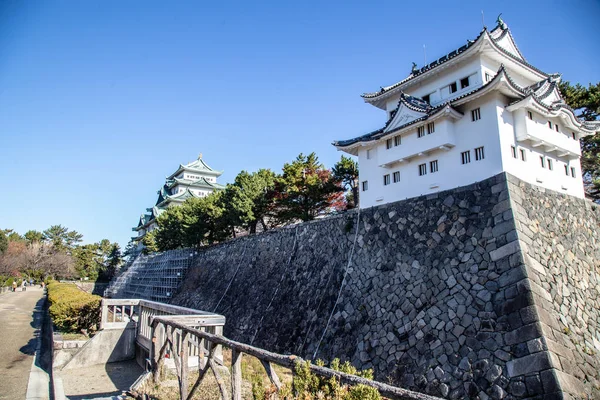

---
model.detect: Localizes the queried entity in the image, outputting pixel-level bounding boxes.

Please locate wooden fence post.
[149,321,156,372]
[261,360,282,391]
[231,349,242,400]
[100,299,108,330]
[180,332,189,400]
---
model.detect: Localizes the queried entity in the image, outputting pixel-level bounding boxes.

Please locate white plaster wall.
[360,92,586,208]
[480,55,535,88]
[497,99,585,198]
[184,173,216,181]
[521,112,581,156]
[384,57,484,111]
[378,119,456,167]
[359,94,504,207]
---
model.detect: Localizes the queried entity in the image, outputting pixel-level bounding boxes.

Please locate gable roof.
[507,78,600,135]
[361,22,549,107]
[334,65,526,152]
[154,184,170,206]
[157,188,198,206]
[489,24,525,61]
[166,176,226,190]
[167,156,223,179]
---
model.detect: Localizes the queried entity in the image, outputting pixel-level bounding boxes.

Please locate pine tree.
[274,153,344,222]
[559,81,600,200]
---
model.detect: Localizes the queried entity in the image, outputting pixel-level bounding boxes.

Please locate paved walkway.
[0,287,47,400]
[59,360,142,399]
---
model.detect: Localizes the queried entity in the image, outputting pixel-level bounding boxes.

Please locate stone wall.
[507,175,600,399]
[170,173,600,399]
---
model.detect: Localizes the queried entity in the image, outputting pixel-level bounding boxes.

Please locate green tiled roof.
[167,155,223,179]
[133,154,224,233]
[158,188,197,207]
[167,176,225,190]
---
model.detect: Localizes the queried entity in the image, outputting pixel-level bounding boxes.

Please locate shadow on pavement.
[66,391,122,400]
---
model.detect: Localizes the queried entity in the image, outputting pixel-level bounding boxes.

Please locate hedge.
[47,282,102,334]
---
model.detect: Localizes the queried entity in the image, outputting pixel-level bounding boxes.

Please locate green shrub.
[286,358,381,400]
[47,282,101,334]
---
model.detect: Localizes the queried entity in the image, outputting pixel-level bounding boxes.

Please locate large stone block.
[506,352,553,377]
[490,241,521,262]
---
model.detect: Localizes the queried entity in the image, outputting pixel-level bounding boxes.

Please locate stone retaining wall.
[507,175,600,399]
[170,173,600,399]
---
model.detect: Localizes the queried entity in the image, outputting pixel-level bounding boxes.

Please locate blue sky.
[1,0,599,247]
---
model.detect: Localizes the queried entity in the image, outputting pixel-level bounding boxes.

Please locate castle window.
[571,167,576,178]
[548,159,554,170]
[564,164,569,176]
[548,121,553,129]
[511,146,517,159]
[386,138,393,149]
[362,181,368,191]
[485,72,492,82]
[572,132,576,140]
[367,149,373,159]
[471,108,481,121]
[461,151,471,164]
[475,146,485,161]
[393,171,400,183]
[383,174,391,186]
[460,77,470,89]
[394,135,402,146]
[430,160,439,173]
[555,125,559,132]
[540,156,546,168]
[422,94,431,103]
[528,111,533,120]
[427,122,435,134]
[449,82,458,93]
[520,149,527,161]
[418,126,425,138]
[418,163,427,176]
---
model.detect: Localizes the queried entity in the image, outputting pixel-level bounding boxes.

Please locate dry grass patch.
[141,347,293,400]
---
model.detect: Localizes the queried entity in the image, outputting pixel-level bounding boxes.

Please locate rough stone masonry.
[171,172,600,399]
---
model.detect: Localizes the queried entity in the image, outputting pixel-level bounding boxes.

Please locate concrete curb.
[25,294,50,400]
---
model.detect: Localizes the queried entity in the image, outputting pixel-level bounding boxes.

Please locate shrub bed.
[47,281,101,334]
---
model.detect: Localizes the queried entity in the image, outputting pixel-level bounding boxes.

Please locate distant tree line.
[0,225,122,286]
[141,153,359,253]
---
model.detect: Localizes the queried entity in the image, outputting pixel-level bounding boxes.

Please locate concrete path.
[0,287,47,400]
[59,360,142,399]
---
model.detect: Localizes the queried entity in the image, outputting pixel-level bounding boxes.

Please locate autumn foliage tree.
[0,226,121,284]
[332,155,359,208]
[149,152,346,252]
[273,152,344,223]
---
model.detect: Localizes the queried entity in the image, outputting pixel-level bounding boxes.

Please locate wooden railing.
[100,298,226,364]
[149,316,441,400]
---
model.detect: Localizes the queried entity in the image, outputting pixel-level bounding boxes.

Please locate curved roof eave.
[451,65,525,107]
[334,65,523,150]
[361,26,548,106]
[333,104,462,150]
[361,29,488,103]
[168,177,223,190]
[167,164,223,180]
[490,26,526,61]
[507,95,600,136]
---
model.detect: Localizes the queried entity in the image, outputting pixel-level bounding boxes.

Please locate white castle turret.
[334,20,600,207]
